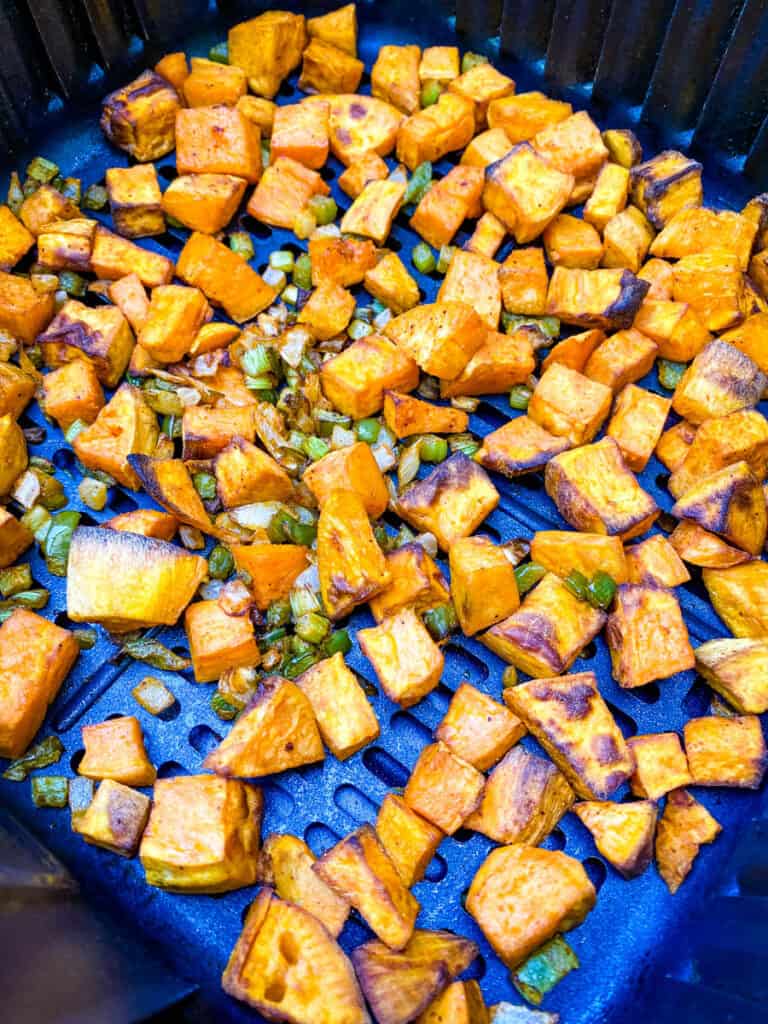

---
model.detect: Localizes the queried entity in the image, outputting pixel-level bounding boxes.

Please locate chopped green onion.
[208,545,234,580]
[420,79,442,107]
[27,156,59,183]
[73,628,97,650]
[161,414,181,439]
[64,419,88,444]
[3,735,64,781]
[412,241,436,274]
[42,510,80,576]
[208,41,229,63]
[419,435,448,463]
[308,195,338,226]
[587,570,617,610]
[348,318,373,339]
[295,611,331,644]
[59,270,87,297]
[133,676,175,715]
[514,561,547,596]
[120,637,191,672]
[563,569,590,602]
[78,477,108,511]
[502,665,518,688]
[437,244,455,274]
[0,564,32,598]
[293,252,312,290]
[283,649,321,679]
[270,250,295,272]
[356,418,381,444]
[82,183,108,210]
[324,628,352,656]
[509,384,533,411]
[511,935,579,1005]
[303,435,330,461]
[658,358,687,390]
[261,140,271,168]
[229,231,255,261]
[32,776,68,808]
[404,161,433,206]
[0,589,49,611]
[423,602,458,641]
[461,51,489,73]
[267,598,291,627]
[211,692,241,720]
[192,471,217,500]
[68,776,94,822]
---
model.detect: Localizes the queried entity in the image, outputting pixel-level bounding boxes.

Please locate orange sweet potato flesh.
[177,232,276,323]
[41,359,105,431]
[103,508,178,541]
[79,715,156,787]
[155,52,189,91]
[232,542,310,610]
[383,391,468,439]
[176,106,262,184]
[303,441,388,518]
[185,598,260,683]
[247,156,329,230]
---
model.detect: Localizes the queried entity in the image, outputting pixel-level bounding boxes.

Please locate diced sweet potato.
[460,127,513,170]
[396,92,475,170]
[338,152,390,198]
[638,256,675,299]
[183,56,246,108]
[668,409,768,499]
[297,652,379,760]
[498,247,548,314]
[672,461,766,555]
[546,266,649,330]
[376,793,444,887]
[154,51,188,91]
[449,535,520,636]
[79,715,155,787]
[625,533,689,587]
[0,362,34,420]
[304,441,387,518]
[703,561,768,638]
[108,274,149,334]
[328,94,403,165]
[466,845,595,968]
[359,607,443,707]
[90,226,174,289]
[359,252,418,314]
[573,800,657,879]
[75,779,150,858]
[181,405,255,461]
[673,340,765,425]
[465,211,507,258]
[448,62,515,129]
[419,45,459,82]
[340,178,406,245]
[671,249,745,333]
[505,671,633,798]
[720,312,768,374]
[440,327,536,398]
[320,334,419,419]
[695,638,768,714]
[177,232,276,323]
[137,284,210,363]
[749,247,768,298]
[236,95,276,136]
[684,714,766,789]
[436,682,525,770]
[176,105,261,184]
[474,415,569,477]
[368,543,450,623]
[18,184,77,237]
[307,3,358,53]
[528,362,612,445]
[185,599,259,683]
[655,789,721,894]
[128,456,227,540]
[100,69,180,161]
[417,981,488,1024]
[299,38,364,95]
[533,110,607,180]
[318,488,390,619]
[0,204,34,269]
[385,301,486,380]
[161,173,246,234]
[214,438,292,509]
[315,824,419,950]
[437,249,501,328]
[411,164,485,250]
[298,281,355,341]
[606,583,694,688]
[106,163,164,238]
[248,156,330,232]
[583,163,629,232]
[372,44,421,114]
[628,732,691,800]
[650,206,756,270]
[73,384,157,489]
[0,609,79,758]
[543,214,603,270]
[37,218,96,273]
[383,391,467,440]
[0,414,26,495]
[606,383,671,472]
[484,142,574,243]
[482,572,606,678]
[228,11,306,99]
[260,833,349,937]
[38,298,134,389]
[602,127,642,167]
[656,420,697,473]
[529,531,628,583]
[633,298,711,362]
[669,521,751,569]
[487,91,572,143]
[403,741,485,834]
[310,235,376,288]
[0,270,55,343]
[630,150,703,229]
[271,100,329,169]
[232,542,309,610]
[0,507,32,570]
[584,327,657,393]
[103,509,178,541]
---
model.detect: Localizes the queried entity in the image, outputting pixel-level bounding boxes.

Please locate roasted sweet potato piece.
[411,165,484,250]
[140,775,260,893]
[671,249,745,333]
[215,438,293,509]
[299,38,364,94]
[310,235,377,288]
[307,3,357,54]
[546,266,649,330]
[628,732,691,799]
[37,218,96,273]
[437,249,500,329]
[137,284,210,363]
[467,845,595,968]
[318,488,390,619]
[271,100,329,169]
[385,301,486,380]
[656,419,697,473]
[684,715,766,789]
[320,334,419,418]
[656,789,721,894]
[720,311,768,373]
[359,607,444,707]
[669,521,751,569]
[19,183,78,236]
[185,599,260,683]
[532,110,607,180]
[129,456,227,540]
[545,437,659,539]
[103,508,178,541]
[154,51,188,91]
[183,56,246,108]
[630,150,703,229]
[73,384,157,489]
[338,152,390,199]
[749,246,768,298]
[574,800,657,879]
[100,69,180,161]
[190,321,240,356]
[474,415,569,477]
[315,824,419,950]
[108,273,149,333]
[298,281,356,341]
[403,740,485,835]
[177,232,276,322]
[742,192,768,250]
[487,91,571,143]
[297,652,379,760]
[447,62,515,130]
[436,682,525,770]
[482,572,606,678]
[0,507,32,570]
[506,672,633,799]
[304,442,388,518]
[0,204,33,269]
[0,609,78,758]
[465,211,507,258]
[625,533,689,587]
[529,530,628,583]
[650,206,756,270]
[449,536,520,636]
[371,44,421,114]
[583,327,657,393]
[376,793,443,887]
[669,409,768,499]
[673,340,765,424]
[232,542,309,610]
[672,461,767,555]
[603,207,655,277]
[205,675,324,777]
[75,780,150,858]
[328,94,403,165]
[695,638,768,714]
[176,105,261,183]
[638,256,675,299]
[497,247,548,314]
[90,226,174,289]
[703,561,768,637]
[441,327,536,398]
[633,298,711,362]
[0,414,26,495]
[528,362,613,445]
[38,298,134,389]
[460,127,513,170]
[66,527,206,632]
[583,163,629,232]
[79,715,155,787]
[0,362,34,420]
[161,173,246,234]
[260,833,349,937]
[368,543,450,623]
[236,95,276,136]
[340,179,406,246]
[418,980,488,1024]
[181,405,255,460]
[601,127,642,167]
[227,11,306,99]
[607,583,694,688]
[396,92,475,170]
[606,383,671,472]
[543,213,603,270]
[384,391,468,440]
[0,271,55,343]
[106,163,164,239]
[418,45,459,82]
[222,887,367,1024]
[484,143,574,242]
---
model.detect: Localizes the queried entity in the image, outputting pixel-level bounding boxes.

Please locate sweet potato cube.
[0,362,34,420]
[260,833,349,937]
[398,453,499,550]
[236,95,276,136]
[656,789,721,894]
[304,441,388,518]
[310,235,377,288]
[482,573,606,678]
[671,250,745,335]
[183,56,246,108]
[419,45,459,82]
[630,150,703,229]
[650,206,756,269]
[176,105,261,184]
[100,70,180,161]
[140,775,260,893]
[695,638,768,715]
[498,247,548,314]
[75,780,150,857]
[115,458,211,539]
[410,164,485,249]
[638,257,675,300]
[215,438,293,509]
[227,11,306,99]
[633,298,711,362]
[684,715,766,789]
[328,94,403,165]
[568,173,599,206]
[573,800,657,879]
[271,101,329,169]
[177,232,276,323]
[606,583,694,688]
[602,206,654,272]
[384,391,468,440]
[37,298,134,388]
[90,226,173,289]
[232,543,309,610]
[656,419,697,473]
[106,163,164,239]
[360,253,419,314]
[466,745,573,845]
[703,561,768,638]
[299,38,364,94]
[487,91,572,143]
[625,533,689,587]
[528,362,612,445]
[307,3,357,55]
[205,675,324,777]
[673,340,765,425]
[396,92,475,169]
[297,652,379,759]
[0,608,78,758]
[108,273,149,333]
[601,127,642,167]
[137,284,210,363]
[0,507,32,570]
[369,542,449,623]
[672,461,767,555]
[385,301,487,380]
[742,192,768,250]
[628,732,691,800]
[484,142,574,243]
[320,334,419,419]
[583,163,629,232]
[222,888,366,1022]
[359,607,443,707]
[533,111,608,180]
[154,51,188,91]
[547,265,649,330]
[669,521,751,570]
[340,179,406,245]
[437,249,501,328]
[404,741,485,834]
[318,489,390,619]
[338,152,390,199]
[37,218,96,273]
[371,44,421,114]
[181,405,255,461]
[448,62,515,128]
[19,183,78,236]
[0,204,33,269]
[298,281,355,341]
[449,535,520,636]
[0,271,55,343]
[529,530,628,583]
[185,599,259,684]
[440,326,536,398]
[668,409,768,499]
[584,327,657,393]
[315,824,419,950]
[436,682,525,770]
[720,311,768,374]
[460,127,513,171]
[0,414,26,495]
[72,384,158,489]
[465,211,506,258]
[466,845,595,968]
[749,246,768,299]
[545,438,659,539]
[543,213,603,270]
[376,794,443,887]
[79,715,155,787]
[161,173,246,234]
[418,980,487,1024]
[104,509,178,541]
[474,415,569,477]
[606,383,671,472]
